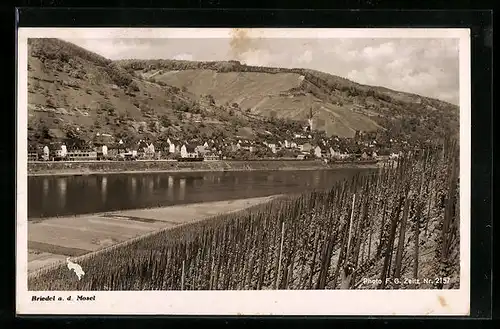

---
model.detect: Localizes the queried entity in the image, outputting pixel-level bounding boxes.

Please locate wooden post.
[181,260,185,291]
[346,194,356,260]
[276,222,285,290]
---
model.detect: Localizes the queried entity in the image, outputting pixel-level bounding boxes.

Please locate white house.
[168,141,176,153]
[145,143,155,156]
[241,142,255,153]
[314,146,322,158]
[267,143,277,154]
[195,145,207,156]
[102,145,108,156]
[299,142,312,153]
[339,153,349,159]
[42,145,50,160]
[61,144,67,157]
[55,144,67,158]
[180,144,198,158]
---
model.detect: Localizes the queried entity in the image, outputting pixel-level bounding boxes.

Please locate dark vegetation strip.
[28,139,459,291]
[28,241,90,257]
[100,214,170,224]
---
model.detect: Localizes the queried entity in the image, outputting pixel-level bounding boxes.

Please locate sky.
[63,37,460,105]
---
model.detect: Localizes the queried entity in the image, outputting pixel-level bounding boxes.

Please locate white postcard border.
[16,27,471,316]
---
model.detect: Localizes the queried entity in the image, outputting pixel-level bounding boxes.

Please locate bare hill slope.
[116,59,459,139]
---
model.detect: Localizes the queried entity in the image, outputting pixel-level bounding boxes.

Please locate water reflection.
[167,176,174,200]
[101,177,107,203]
[28,168,376,218]
[313,170,321,187]
[42,178,49,198]
[130,177,137,198]
[57,178,67,208]
[179,178,186,201]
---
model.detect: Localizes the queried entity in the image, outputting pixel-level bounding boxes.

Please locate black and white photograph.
[16,28,470,315]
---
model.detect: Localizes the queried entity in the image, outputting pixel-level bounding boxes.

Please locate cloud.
[297,50,313,64]
[361,42,395,59]
[333,38,459,104]
[239,49,273,66]
[61,37,460,105]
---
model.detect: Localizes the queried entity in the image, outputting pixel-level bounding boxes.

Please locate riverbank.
[28,195,281,275]
[28,159,380,176]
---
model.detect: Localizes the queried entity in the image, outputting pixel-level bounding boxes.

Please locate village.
[28,121,411,163]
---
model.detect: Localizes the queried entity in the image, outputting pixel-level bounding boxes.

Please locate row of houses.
[29,137,222,161]
[29,125,412,162]
[29,138,377,161]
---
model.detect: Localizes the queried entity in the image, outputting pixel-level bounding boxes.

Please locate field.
[28,140,459,291]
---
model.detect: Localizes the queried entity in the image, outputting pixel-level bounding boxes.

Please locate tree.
[148,121,158,132]
[269,110,277,122]
[192,105,201,114]
[160,115,171,128]
[46,97,56,108]
[128,81,140,92]
[207,94,215,105]
[101,100,116,116]
[277,148,296,158]
[255,147,273,159]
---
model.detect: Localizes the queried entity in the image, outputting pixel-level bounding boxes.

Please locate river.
[28,168,376,219]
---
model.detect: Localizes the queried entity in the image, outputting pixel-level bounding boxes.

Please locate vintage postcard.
[16,27,470,315]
